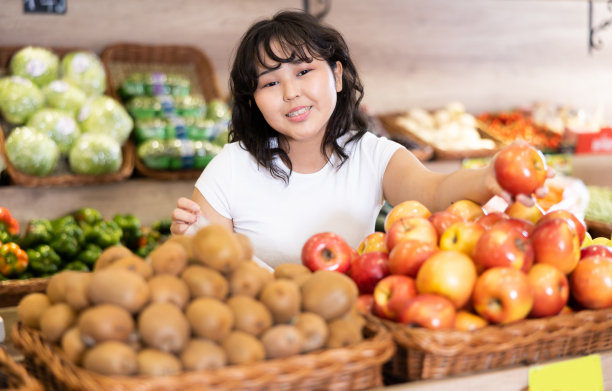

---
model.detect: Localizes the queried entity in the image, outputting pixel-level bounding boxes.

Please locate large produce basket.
[11,320,395,391]
[0,345,43,391]
[0,278,49,308]
[0,46,135,187]
[101,43,224,181]
[371,306,612,383]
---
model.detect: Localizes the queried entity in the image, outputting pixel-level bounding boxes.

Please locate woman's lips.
[286,106,312,122]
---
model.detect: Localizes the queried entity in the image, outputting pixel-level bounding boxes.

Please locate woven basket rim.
[0,344,43,391]
[0,278,49,296]
[11,320,395,391]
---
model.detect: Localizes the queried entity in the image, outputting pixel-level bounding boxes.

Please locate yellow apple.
[445,199,485,222]
[384,200,431,232]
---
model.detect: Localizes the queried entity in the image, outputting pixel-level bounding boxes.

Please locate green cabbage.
[42,80,88,116]
[60,51,106,97]
[27,108,81,155]
[0,76,45,125]
[5,126,59,176]
[9,47,59,88]
[77,96,133,144]
[69,133,122,175]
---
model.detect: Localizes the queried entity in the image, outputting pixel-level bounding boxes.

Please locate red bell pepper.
[0,207,20,236]
[0,242,29,277]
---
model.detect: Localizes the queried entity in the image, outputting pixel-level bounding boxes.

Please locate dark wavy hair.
[228,9,369,183]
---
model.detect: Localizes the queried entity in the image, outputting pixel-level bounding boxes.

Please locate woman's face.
[253,42,343,145]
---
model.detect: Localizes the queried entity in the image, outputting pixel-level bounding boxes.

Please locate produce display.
[15,224,366,377]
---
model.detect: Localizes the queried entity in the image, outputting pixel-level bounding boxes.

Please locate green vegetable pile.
[585,186,612,224]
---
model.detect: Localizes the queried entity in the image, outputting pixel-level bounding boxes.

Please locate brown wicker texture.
[586,219,612,239]
[0,278,49,308]
[100,43,224,181]
[11,320,395,391]
[0,45,135,187]
[0,346,43,391]
[378,112,503,160]
[372,306,612,383]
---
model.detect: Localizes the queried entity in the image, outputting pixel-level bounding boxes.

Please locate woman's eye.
[261,81,277,88]
[297,69,312,77]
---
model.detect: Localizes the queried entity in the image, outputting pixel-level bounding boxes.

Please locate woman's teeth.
[286,106,311,117]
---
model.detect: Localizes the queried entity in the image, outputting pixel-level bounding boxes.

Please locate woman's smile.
[286,106,312,121]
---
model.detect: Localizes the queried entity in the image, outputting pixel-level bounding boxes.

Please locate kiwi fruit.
[221,330,266,365]
[87,268,150,314]
[94,245,133,271]
[228,261,273,298]
[165,234,195,261]
[82,340,138,376]
[63,272,93,311]
[180,265,228,301]
[148,241,188,276]
[137,348,182,376]
[301,270,358,321]
[273,263,311,281]
[137,302,190,353]
[185,297,234,342]
[325,318,363,349]
[260,324,304,359]
[78,304,135,345]
[46,270,84,304]
[180,338,227,371]
[61,326,86,365]
[39,302,76,344]
[17,292,51,329]
[293,312,329,353]
[192,224,244,274]
[107,254,153,280]
[259,279,301,324]
[234,232,254,260]
[147,274,190,309]
[226,295,272,337]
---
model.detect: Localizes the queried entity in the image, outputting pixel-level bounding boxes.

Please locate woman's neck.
[283,137,331,174]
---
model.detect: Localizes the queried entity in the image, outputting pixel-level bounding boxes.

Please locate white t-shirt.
[195,131,402,268]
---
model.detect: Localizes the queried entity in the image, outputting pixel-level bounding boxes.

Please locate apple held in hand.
[454,310,488,331]
[472,266,533,324]
[388,239,438,278]
[439,221,485,258]
[357,232,388,255]
[472,222,534,272]
[372,274,417,321]
[429,211,463,238]
[527,263,569,318]
[385,217,438,251]
[570,255,612,309]
[301,232,353,273]
[384,200,431,232]
[398,293,456,330]
[581,244,612,260]
[532,218,580,275]
[349,251,390,294]
[494,142,548,196]
[538,209,587,245]
[415,250,477,309]
[445,199,485,222]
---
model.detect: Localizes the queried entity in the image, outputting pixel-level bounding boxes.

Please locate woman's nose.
[283,81,300,101]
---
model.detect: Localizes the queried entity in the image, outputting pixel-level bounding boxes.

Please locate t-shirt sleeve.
[363,131,403,176]
[194,144,234,219]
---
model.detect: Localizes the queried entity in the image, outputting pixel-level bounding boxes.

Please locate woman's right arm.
[170,188,233,235]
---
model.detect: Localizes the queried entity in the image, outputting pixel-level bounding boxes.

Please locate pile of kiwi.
[16,224,366,377]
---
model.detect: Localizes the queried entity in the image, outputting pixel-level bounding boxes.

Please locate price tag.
[528,354,603,391]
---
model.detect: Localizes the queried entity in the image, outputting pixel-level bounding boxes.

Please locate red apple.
[301,232,353,273]
[454,310,488,331]
[581,244,612,260]
[538,209,587,245]
[384,200,431,232]
[356,232,388,255]
[472,223,534,273]
[439,221,485,258]
[388,239,438,278]
[397,293,456,330]
[445,199,485,222]
[472,267,533,324]
[349,251,390,294]
[372,274,417,321]
[532,218,580,275]
[526,263,569,318]
[475,212,508,231]
[429,211,463,238]
[385,217,438,251]
[493,217,535,238]
[570,255,612,309]
[504,201,544,225]
[355,294,374,315]
[494,142,548,196]
[415,250,477,309]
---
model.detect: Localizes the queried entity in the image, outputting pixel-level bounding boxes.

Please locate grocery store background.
[1,0,611,123]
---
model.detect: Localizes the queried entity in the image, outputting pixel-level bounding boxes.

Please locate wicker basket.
[0,346,43,391]
[371,305,612,383]
[11,320,395,391]
[0,278,49,308]
[378,112,503,160]
[586,219,612,239]
[101,43,224,181]
[0,45,135,187]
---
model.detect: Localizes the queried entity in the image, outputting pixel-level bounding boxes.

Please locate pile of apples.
[301,143,612,330]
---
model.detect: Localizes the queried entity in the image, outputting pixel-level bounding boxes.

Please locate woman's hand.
[170,197,202,235]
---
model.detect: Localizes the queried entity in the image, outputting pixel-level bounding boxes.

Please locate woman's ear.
[333,61,343,92]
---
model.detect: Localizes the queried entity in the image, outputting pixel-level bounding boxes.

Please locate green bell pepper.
[86,220,123,248]
[50,224,84,259]
[113,213,142,250]
[75,243,102,268]
[63,260,90,272]
[73,207,103,228]
[26,244,61,275]
[20,219,53,248]
[0,230,13,245]
[51,215,77,232]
